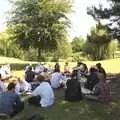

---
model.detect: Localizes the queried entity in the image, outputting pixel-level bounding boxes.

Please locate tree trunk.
[38,48,42,61]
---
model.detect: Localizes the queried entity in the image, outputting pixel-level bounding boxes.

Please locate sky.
[0,0,110,40]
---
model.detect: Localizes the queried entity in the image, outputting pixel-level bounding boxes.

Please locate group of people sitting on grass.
[0,62,109,118]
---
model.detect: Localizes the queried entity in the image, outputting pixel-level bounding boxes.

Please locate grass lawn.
[11,90,120,120]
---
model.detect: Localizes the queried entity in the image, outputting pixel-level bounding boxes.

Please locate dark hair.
[77,62,83,67]
[0,74,1,79]
[54,68,60,72]
[37,74,45,82]
[96,63,101,68]
[7,83,15,90]
[28,66,32,71]
[71,70,78,81]
[89,67,98,73]
[44,68,48,72]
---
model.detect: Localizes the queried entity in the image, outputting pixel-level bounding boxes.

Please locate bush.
[72,53,88,62]
[11,63,37,71]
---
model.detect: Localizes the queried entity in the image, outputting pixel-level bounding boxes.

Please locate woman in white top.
[50,69,65,88]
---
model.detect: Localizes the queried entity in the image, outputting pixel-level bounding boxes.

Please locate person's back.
[65,70,82,101]
[0,83,23,116]
[65,79,82,101]
[50,68,64,88]
[32,81,54,107]
[85,68,99,90]
[0,91,18,114]
[25,67,35,82]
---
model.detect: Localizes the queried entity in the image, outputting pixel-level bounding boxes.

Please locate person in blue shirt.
[0,82,24,117]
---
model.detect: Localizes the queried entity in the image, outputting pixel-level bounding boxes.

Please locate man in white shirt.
[15,77,31,94]
[50,69,65,88]
[25,74,54,107]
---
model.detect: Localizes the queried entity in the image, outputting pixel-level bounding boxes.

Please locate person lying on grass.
[23,74,54,107]
[0,82,24,117]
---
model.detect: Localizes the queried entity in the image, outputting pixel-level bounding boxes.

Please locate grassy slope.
[0,56,120,73]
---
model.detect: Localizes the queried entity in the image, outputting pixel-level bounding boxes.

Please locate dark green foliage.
[8,0,72,59]
[71,36,85,53]
[87,0,120,41]
[84,23,113,60]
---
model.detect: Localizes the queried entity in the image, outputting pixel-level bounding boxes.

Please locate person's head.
[65,62,68,66]
[54,68,60,73]
[28,66,32,71]
[0,74,1,80]
[77,62,83,67]
[71,70,78,80]
[96,63,101,68]
[13,80,17,85]
[37,74,45,82]
[89,66,98,73]
[7,82,16,91]
[17,77,24,84]
[44,68,48,72]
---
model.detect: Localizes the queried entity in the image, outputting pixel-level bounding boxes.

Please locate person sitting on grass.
[65,70,82,102]
[0,82,24,117]
[25,66,35,83]
[0,74,7,92]
[85,67,100,91]
[15,77,31,95]
[25,74,54,107]
[64,62,70,74]
[41,68,51,85]
[96,63,106,78]
[50,68,65,88]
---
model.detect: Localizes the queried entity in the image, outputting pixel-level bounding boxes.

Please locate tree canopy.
[87,0,120,41]
[8,0,73,59]
[71,36,85,53]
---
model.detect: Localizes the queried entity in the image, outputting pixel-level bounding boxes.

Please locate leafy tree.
[87,0,120,41]
[71,36,85,53]
[0,31,24,58]
[8,0,72,59]
[84,23,112,60]
[54,37,72,61]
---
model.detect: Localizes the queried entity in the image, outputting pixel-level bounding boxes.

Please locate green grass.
[1,56,120,73]
[10,95,120,120]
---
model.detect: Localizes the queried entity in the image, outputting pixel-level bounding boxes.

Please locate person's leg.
[11,102,24,117]
[28,96,41,106]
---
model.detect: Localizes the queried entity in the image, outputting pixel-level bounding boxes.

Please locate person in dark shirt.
[0,83,24,117]
[25,66,35,82]
[65,70,82,102]
[54,63,60,72]
[85,67,100,91]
